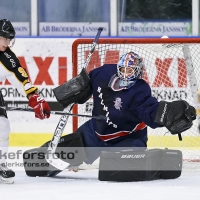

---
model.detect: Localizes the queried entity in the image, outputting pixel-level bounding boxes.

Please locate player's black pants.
[0,90,7,118]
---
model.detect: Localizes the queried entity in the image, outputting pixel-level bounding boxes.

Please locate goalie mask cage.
[72,38,200,163]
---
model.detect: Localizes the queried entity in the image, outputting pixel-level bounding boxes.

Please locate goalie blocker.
[155,100,196,138]
[98,148,182,182]
[23,132,86,177]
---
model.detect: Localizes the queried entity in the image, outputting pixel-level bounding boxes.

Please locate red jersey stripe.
[96,122,147,141]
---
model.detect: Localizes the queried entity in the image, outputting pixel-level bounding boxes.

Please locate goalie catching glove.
[155,100,196,134]
[28,94,51,119]
[53,68,92,108]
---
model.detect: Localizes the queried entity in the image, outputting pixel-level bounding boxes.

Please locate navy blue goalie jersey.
[89,64,160,142]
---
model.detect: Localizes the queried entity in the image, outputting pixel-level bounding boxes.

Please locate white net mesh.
[72,38,200,162]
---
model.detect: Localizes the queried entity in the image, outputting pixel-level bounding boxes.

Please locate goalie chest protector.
[98,148,182,182]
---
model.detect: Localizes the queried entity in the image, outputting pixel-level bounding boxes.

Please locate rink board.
[9,132,200,148]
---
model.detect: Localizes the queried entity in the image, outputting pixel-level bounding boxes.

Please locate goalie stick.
[2,106,106,120]
[45,27,103,171]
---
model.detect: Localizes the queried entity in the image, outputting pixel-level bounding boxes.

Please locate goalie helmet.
[0,19,15,39]
[117,52,144,89]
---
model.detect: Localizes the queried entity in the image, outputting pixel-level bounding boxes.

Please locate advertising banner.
[39,22,109,36]
[12,22,30,36]
[118,22,192,37]
[0,38,76,138]
[3,38,75,104]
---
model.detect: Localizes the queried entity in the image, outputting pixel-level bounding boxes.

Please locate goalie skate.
[0,164,15,184]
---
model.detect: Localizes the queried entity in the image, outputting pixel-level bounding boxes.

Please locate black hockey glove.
[53,68,92,108]
[154,100,196,135]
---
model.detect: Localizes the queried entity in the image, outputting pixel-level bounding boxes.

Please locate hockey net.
[71,38,200,167]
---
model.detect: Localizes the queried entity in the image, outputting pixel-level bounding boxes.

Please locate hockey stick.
[3,106,106,120]
[45,27,103,172]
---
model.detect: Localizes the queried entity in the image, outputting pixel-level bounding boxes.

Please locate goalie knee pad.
[42,132,87,170]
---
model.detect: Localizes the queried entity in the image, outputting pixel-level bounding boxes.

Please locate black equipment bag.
[98,148,182,182]
[23,132,86,177]
[53,68,92,108]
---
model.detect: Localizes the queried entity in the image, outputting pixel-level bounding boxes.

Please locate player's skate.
[0,163,15,184]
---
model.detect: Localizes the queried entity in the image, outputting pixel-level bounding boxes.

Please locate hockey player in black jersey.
[73,51,196,167]
[0,19,51,183]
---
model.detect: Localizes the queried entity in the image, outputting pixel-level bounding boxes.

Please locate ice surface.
[1,166,200,200]
[1,148,200,200]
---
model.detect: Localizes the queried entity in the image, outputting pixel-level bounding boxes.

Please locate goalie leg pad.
[160,149,182,179]
[98,149,182,182]
[23,132,86,177]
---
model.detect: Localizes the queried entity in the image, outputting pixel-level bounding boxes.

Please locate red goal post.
[72,38,200,162]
